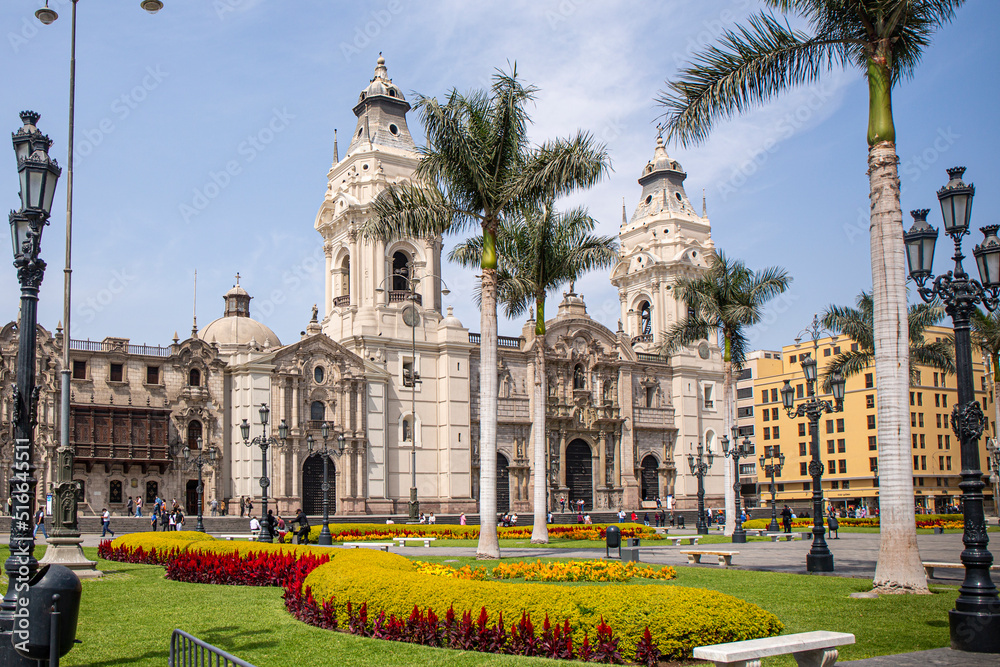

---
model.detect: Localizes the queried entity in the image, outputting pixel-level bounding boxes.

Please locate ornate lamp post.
[2,110,61,666]
[307,422,344,546]
[239,404,287,543]
[183,438,217,533]
[987,439,999,521]
[721,427,752,543]
[903,167,1000,653]
[687,441,714,535]
[780,337,846,573]
[759,450,785,532]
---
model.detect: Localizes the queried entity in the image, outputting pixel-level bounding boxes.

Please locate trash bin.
[13,563,82,661]
[605,525,621,558]
[626,537,641,547]
[677,515,686,529]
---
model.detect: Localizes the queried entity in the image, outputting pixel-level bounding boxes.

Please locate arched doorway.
[496,453,510,513]
[303,454,335,516]
[565,440,593,511]
[185,479,199,516]
[641,455,659,501]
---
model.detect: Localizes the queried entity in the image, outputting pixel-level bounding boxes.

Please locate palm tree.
[661,251,790,536]
[658,0,965,594]
[822,291,954,386]
[362,67,610,559]
[451,204,619,544]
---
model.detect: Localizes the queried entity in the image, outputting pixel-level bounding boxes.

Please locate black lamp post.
[721,427,752,543]
[987,439,999,522]
[759,450,785,532]
[307,422,344,546]
[687,441,714,535]
[903,167,1000,653]
[2,110,61,666]
[781,327,846,573]
[240,404,288,543]
[183,438,217,534]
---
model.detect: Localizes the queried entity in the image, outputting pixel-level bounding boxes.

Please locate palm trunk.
[869,139,928,593]
[476,225,501,559]
[723,346,736,536]
[531,297,548,543]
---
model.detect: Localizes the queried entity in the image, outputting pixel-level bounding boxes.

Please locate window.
[737,387,754,400]
[868,436,877,450]
[827,440,835,454]
[737,406,754,418]
[946,456,952,471]
[942,394,948,407]
[736,368,752,380]
[145,480,158,504]
[935,393,941,407]
[763,427,770,440]
[936,414,942,428]
[921,455,927,471]
[771,388,778,403]
[800,462,808,476]
[918,413,924,427]
[939,455,945,470]
[824,348,831,357]
[920,434,925,448]
[72,360,86,380]
[799,442,807,456]
[188,368,201,387]
[763,409,770,422]
[828,460,836,475]
[704,384,715,409]
[796,384,804,399]
[917,392,923,406]
[391,251,411,291]
[938,434,943,449]
[789,355,797,363]
[825,420,834,434]
[314,366,325,383]
[760,390,768,404]
[765,445,773,458]
[866,394,875,409]
[911,413,917,427]
[798,423,806,436]
[639,301,652,335]
[833,346,840,355]
[109,363,124,382]
[933,372,939,387]
[837,438,846,453]
[836,418,845,433]
[402,418,411,442]
[109,480,123,504]
[146,365,160,385]
[831,480,840,489]
[187,420,202,449]
[914,370,921,385]
[914,455,919,469]
[867,414,876,429]
[945,434,950,449]
[843,479,850,489]
[839,460,847,474]
[852,343,859,352]
[865,373,874,388]
[771,407,779,421]
[912,434,918,448]
[310,401,325,422]
[870,457,879,472]
[909,391,914,406]
[772,425,780,439]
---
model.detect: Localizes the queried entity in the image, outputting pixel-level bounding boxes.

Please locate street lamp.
[2,111,61,665]
[781,315,846,573]
[239,404,288,543]
[903,167,1000,652]
[307,423,345,545]
[375,268,450,522]
[721,427,752,543]
[759,449,786,532]
[687,441,714,535]
[987,439,999,521]
[183,438,217,533]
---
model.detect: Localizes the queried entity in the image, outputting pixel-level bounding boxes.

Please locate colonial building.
[3,56,727,517]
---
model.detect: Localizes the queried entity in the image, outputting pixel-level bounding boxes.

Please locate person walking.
[210,498,219,517]
[101,508,114,537]
[168,511,177,531]
[246,497,253,517]
[175,510,185,531]
[150,509,159,531]
[559,496,566,512]
[33,507,47,540]
[459,512,466,525]
[135,496,143,517]
[159,509,169,531]
[293,508,310,545]
[780,505,792,534]
[127,497,134,517]
[265,509,277,537]
[240,496,246,518]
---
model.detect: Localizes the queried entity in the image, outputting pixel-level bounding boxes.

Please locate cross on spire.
[656,123,663,139]
[235,272,241,286]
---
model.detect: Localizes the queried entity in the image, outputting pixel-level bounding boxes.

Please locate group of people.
[238,496,255,517]
[148,497,186,532]
[557,496,588,514]
[417,512,437,524]
[249,508,310,544]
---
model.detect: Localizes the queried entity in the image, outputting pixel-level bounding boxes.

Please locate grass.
[29,545,960,667]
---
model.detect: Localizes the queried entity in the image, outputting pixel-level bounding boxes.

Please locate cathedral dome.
[357,55,406,106]
[198,278,281,348]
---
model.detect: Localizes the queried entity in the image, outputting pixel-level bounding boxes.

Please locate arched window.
[310,400,325,422]
[188,368,201,387]
[109,480,123,504]
[573,365,586,390]
[640,301,652,335]
[340,256,350,297]
[392,251,410,291]
[402,418,411,442]
[187,420,202,449]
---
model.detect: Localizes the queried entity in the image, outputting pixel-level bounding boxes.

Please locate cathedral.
[1,56,726,518]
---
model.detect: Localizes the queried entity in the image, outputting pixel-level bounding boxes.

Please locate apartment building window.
[867,414,876,429]
[870,457,878,472]
[828,460,836,475]
[868,436,877,451]
[940,455,945,470]
[789,355,797,363]
[935,394,940,407]
[763,427,770,440]
[842,479,850,489]
[938,434,943,449]
[918,413,924,427]
[146,365,160,385]
[917,392,923,406]
[914,455,919,469]
[760,390,768,404]
[834,346,840,355]
[737,406,754,418]
[911,413,916,427]
[763,409,770,422]
[933,372,939,387]
[798,423,806,437]
[942,394,948,407]
[839,460,847,474]
[852,343,859,352]
[800,461,808,476]
[824,348,831,357]
[109,363,124,383]
[865,373,874,388]
[836,418,845,433]
[912,434,918,448]
[72,360,86,380]
[920,434,926,448]
[945,434,951,449]
[866,394,875,409]
[909,391,914,406]
[936,414,942,428]
[772,425,780,438]
[831,480,840,489]
[771,407,779,420]
[914,370,921,385]
[946,456,952,471]
[837,439,846,453]
[826,419,834,434]
[921,455,927,471]
[827,440,835,454]
[800,442,807,456]
[941,375,946,388]
[771,388,778,403]
[797,384,804,399]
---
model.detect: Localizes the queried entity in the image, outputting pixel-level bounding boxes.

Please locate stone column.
[598,431,608,487]
[323,240,333,317]
[558,429,567,487]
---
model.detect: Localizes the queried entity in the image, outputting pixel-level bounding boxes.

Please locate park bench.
[693,630,855,667]
[680,550,738,567]
[220,534,258,541]
[668,536,700,546]
[394,537,437,548]
[343,542,394,552]
[923,561,1000,579]
[764,532,799,542]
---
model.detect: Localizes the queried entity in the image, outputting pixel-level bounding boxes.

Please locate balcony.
[333,295,351,308]
[388,291,421,305]
[631,333,654,346]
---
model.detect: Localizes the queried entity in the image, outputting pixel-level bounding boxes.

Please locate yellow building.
[752,326,995,514]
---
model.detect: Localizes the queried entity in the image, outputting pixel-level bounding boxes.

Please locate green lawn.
[24,546,960,667]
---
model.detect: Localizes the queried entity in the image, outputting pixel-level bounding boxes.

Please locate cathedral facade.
[2,56,726,517]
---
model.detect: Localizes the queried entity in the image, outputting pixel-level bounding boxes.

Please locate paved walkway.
[842,647,999,665]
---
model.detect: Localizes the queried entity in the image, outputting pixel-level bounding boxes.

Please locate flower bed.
[414,559,676,583]
[103,534,781,664]
[300,522,660,543]
[742,513,964,530]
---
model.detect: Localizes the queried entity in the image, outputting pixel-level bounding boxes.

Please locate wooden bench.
[680,550,739,567]
[221,534,258,541]
[668,536,700,546]
[923,561,1000,579]
[343,542,394,552]
[394,537,437,548]
[693,630,855,667]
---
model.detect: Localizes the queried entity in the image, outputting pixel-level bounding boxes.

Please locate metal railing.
[467,333,523,349]
[169,629,257,667]
[636,352,664,363]
[70,339,172,357]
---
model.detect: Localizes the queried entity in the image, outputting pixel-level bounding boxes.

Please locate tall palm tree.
[451,204,619,544]
[659,0,964,594]
[661,251,790,536]
[822,291,954,386]
[362,67,610,559]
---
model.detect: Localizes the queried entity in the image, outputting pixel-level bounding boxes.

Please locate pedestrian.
[559,496,566,512]
[127,496,134,517]
[655,496,662,509]
[175,510,185,531]
[643,512,650,526]
[654,512,660,528]
[576,511,584,524]
[584,514,592,525]
[240,496,246,517]
[171,498,179,512]
[150,509,159,531]
[630,511,637,523]
[617,509,625,523]
[578,499,585,513]
[781,505,792,533]
[706,507,713,525]
[159,509,168,531]
[547,511,553,524]
[249,516,261,535]
[459,512,466,526]
[510,513,517,526]
[101,508,114,537]
[168,511,176,531]
[246,497,253,516]
[429,512,436,525]
[33,507,47,540]
[265,509,277,536]
[135,496,143,517]
[294,507,310,545]
[827,513,839,539]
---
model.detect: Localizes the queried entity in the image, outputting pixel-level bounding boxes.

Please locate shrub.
[414,559,676,583]
[742,513,964,530]
[303,550,781,661]
[299,522,659,543]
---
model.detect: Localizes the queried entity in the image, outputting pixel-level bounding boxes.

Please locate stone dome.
[357,54,406,105]
[197,278,281,348]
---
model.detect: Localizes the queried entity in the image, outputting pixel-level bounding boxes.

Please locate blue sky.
[1,1,997,351]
